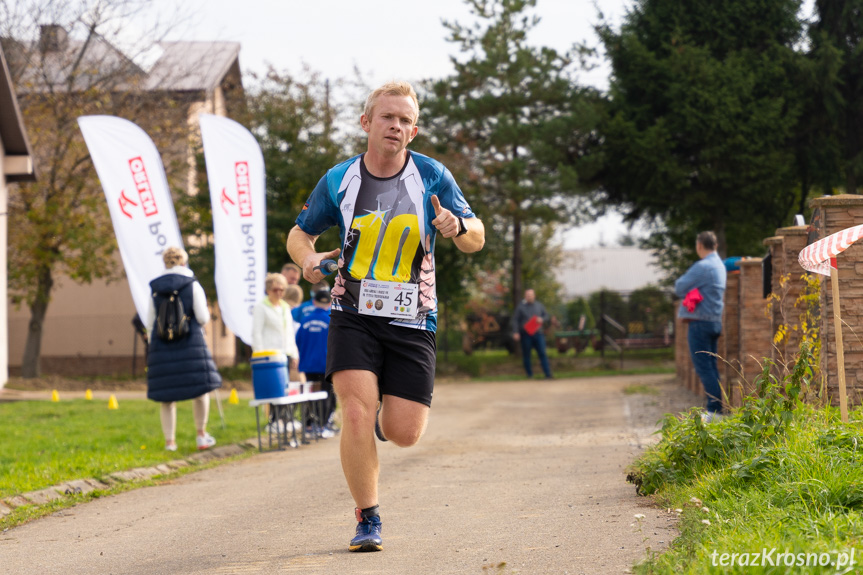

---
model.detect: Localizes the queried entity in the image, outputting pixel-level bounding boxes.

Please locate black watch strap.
[456,216,468,237]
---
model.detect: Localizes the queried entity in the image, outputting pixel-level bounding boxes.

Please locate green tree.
[420,0,601,310]
[564,297,595,330]
[242,69,346,282]
[592,0,806,268]
[804,0,863,195]
[627,285,674,333]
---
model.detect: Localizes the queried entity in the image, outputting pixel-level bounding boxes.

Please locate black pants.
[305,373,336,426]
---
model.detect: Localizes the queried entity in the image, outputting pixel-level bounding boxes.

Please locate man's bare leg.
[379,394,429,447]
[332,369,380,509]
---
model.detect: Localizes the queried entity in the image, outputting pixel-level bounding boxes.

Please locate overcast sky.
[135,0,820,248]
[147,0,644,248]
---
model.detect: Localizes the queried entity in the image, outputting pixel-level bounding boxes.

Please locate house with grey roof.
[5,24,243,377]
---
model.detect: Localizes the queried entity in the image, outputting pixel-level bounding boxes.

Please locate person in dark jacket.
[512,288,553,379]
[145,247,222,451]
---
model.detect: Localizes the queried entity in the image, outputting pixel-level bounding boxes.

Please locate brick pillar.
[775,225,810,369]
[738,258,772,399]
[810,195,863,407]
[763,235,784,372]
[722,271,741,407]
[675,313,703,397]
[675,313,688,385]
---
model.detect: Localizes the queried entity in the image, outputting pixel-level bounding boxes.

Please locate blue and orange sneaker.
[349,508,383,552]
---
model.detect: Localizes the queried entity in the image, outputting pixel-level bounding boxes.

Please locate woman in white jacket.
[253,273,300,432]
[252,273,299,365]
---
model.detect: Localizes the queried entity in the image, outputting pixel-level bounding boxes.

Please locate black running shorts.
[325,311,436,407]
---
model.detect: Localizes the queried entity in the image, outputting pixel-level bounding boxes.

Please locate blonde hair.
[364,81,419,124]
[162,247,188,268]
[281,262,301,275]
[265,272,287,292]
[283,284,303,307]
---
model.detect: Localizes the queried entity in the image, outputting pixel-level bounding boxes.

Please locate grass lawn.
[436,346,674,379]
[628,350,863,574]
[0,398,259,500]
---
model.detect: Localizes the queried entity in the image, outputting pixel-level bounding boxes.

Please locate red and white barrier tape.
[798,223,863,276]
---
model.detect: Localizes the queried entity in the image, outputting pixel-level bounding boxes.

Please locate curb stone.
[21,487,65,505]
[3,495,33,509]
[3,440,255,520]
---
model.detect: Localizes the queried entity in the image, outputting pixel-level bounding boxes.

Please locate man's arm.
[430,195,485,253]
[286,225,341,284]
[674,261,706,297]
[453,217,485,253]
[511,304,524,341]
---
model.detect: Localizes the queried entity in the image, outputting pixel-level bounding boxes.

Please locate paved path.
[0,374,693,574]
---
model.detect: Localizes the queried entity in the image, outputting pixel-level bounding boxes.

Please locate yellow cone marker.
[108,394,119,410]
[51,390,60,402]
[85,389,93,400]
[228,388,240,405]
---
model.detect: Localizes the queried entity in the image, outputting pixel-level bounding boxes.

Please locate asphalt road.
[0,374,694,575]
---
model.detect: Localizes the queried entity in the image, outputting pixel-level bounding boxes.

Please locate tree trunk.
[512,215,523,310]
[21,265,54,378]
[714,221,728,260]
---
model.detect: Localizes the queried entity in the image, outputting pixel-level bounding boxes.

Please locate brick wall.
[811,195,863,407]
[775,226,810,369]
[722,272,741,407]
[738,258,772,397]
[763,235,784,378]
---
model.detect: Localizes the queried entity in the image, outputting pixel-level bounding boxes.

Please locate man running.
[287,81,484,552]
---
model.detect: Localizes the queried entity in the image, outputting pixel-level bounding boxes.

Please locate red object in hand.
[682,288,703,312]
[524,315,541,336]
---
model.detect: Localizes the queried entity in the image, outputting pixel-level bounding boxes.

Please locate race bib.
[358,280,419,319]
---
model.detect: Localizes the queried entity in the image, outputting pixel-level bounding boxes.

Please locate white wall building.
[554,247,666,299]
[0,44,36,388]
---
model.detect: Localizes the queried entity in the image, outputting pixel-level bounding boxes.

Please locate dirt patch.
[625,376,705,430]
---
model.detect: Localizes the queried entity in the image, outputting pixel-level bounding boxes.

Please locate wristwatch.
[456,216,468,237]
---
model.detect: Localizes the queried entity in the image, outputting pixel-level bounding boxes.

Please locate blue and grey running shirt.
[295,151,475,332]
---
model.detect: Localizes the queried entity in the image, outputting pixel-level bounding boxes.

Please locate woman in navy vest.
[145,247,222,451]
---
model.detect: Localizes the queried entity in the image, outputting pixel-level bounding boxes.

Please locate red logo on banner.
[220,187,235,215]
[128,157,158,216]
[118,190,138,219]
[235,161,252,217]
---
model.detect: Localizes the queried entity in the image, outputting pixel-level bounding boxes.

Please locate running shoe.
[700,411,725,424]
[349,515,383,552]
[374,404,388,442]
[196,433,216,450]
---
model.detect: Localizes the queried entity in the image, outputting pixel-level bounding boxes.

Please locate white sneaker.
[265,420,286,434]
[196,433,216,450]
[700,411,724,424]
[165,443,177,452]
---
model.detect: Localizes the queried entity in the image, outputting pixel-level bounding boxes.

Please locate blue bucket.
[250,352,287,400]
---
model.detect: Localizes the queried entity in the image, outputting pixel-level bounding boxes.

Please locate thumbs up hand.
[431,195,459,238]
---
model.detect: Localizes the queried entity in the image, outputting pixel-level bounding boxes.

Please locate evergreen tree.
[593,0,805,265]
[420,0,601,310]
[806,0,863,195]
